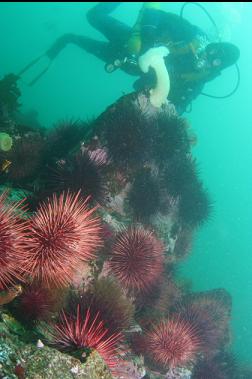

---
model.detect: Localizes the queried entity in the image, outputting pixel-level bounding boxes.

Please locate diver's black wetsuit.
[47,3,215,114]
[47,3,131,68]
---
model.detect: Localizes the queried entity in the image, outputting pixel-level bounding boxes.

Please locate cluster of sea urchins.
[0,91,237,378]
[0,191,102,290]
[93,94,213,226]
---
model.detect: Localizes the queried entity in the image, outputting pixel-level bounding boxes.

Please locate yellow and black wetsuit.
[128,3,216,113]
[46,2,216,113]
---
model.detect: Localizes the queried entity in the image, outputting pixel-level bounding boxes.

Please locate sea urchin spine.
[143,316,201,370]
[108,227,164,294]
[50,305,122,373]
[0,193,28,290]
[22,191,102,288]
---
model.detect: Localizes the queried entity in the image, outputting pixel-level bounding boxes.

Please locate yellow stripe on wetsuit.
[126,2,161,55]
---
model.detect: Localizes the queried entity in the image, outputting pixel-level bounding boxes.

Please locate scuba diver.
[20,2,240,114]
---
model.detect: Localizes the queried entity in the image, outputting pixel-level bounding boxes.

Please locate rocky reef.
[0,74,249,379]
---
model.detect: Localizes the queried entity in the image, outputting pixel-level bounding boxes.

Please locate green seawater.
[0,1,251,365]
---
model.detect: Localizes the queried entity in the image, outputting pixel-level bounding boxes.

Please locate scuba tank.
[105,2,161,74]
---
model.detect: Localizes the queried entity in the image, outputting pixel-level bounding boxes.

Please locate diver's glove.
[104,54,139,74]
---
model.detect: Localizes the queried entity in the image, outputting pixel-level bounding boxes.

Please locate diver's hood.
[206,42,240,70]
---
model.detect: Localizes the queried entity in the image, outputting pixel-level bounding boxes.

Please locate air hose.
[180,2,240,99]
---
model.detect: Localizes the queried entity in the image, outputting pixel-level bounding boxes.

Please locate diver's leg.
[20,34,114,86]
[86,2,131,44]
[46,33,112,62]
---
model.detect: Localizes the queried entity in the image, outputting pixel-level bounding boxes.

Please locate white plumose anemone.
[138,46,170,108]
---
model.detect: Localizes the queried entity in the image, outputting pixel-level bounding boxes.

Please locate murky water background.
[0,2,251,362]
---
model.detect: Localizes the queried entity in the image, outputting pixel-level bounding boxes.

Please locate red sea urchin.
[0,193,27,290]
[23,192,102,288]
[180,291,231,356]
[143,316,201,370]
[50,305,122,373]
[68,278,134,336]
[108,227,164,294]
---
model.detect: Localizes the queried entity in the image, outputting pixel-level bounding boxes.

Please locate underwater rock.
[115,355,146,379]
[146,367,192,379]
[23,347,113,379]
[5,134,46,184]
[0,320,26,379]
[0,317,113,379]
[46,119,87,160]
[93,91,177,169]
[0,74,21,116]
[0,76,247,378]
[165,367,192,379]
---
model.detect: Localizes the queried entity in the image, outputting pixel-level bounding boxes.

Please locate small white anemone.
[0,132,13,152]
[138,46,170,108]
[36,339,44,349]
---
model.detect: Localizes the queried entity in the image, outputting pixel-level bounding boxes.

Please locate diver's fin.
[28,65,51,86]
[18,54,45,76]
[18,54,52,86]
